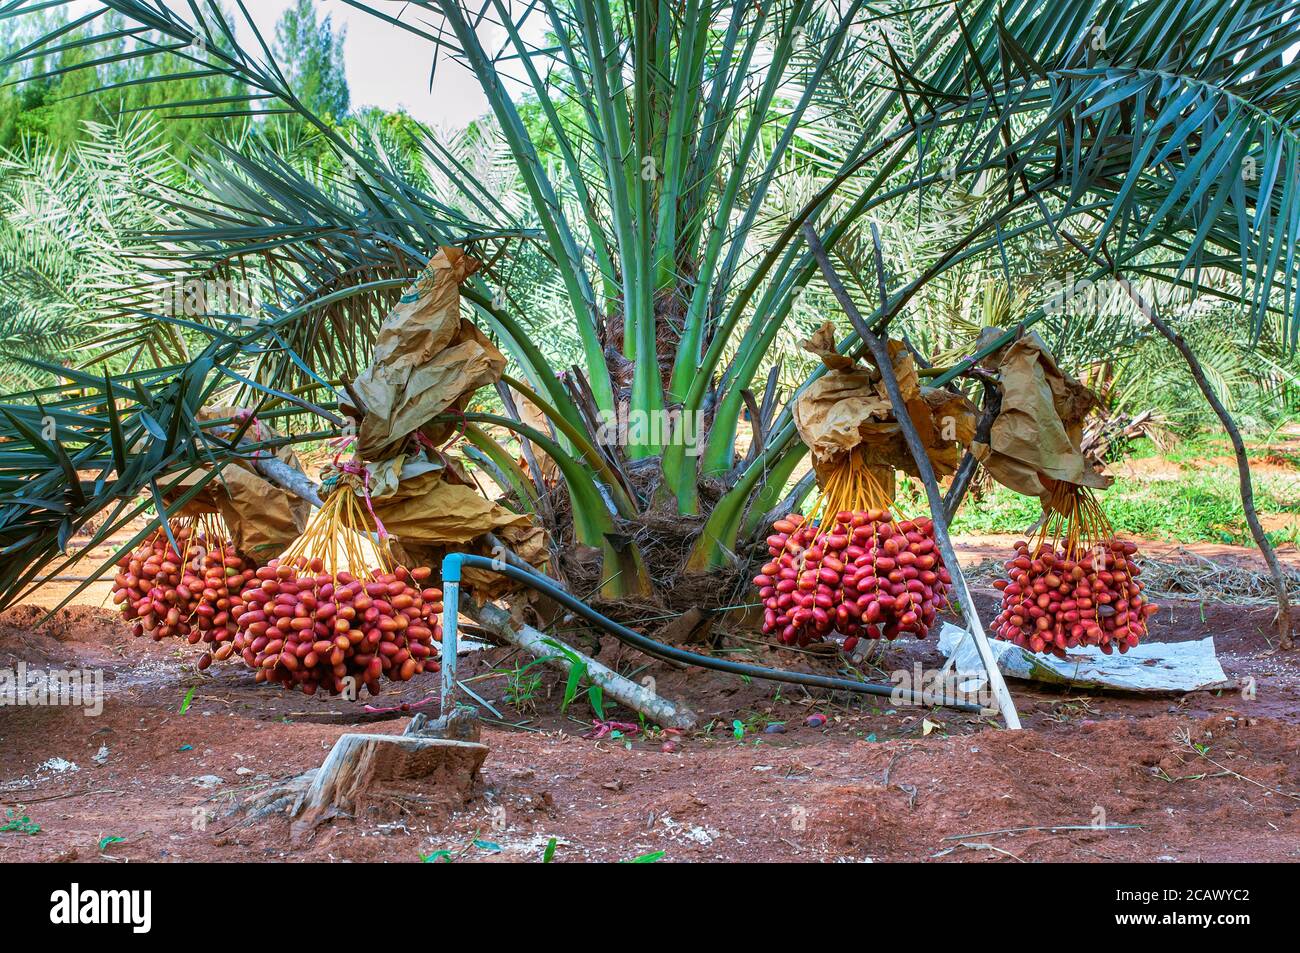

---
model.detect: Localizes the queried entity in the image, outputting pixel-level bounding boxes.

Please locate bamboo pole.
[803,222,1021,728]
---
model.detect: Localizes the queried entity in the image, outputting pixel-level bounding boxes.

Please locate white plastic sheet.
[938,622,1231,694]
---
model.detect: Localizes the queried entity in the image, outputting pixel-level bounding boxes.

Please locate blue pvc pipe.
[440,553,463,710]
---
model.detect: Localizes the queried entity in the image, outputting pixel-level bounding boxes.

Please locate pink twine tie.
[234,408,266,457]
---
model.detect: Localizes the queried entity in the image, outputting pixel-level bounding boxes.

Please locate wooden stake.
[803,221,1022,728]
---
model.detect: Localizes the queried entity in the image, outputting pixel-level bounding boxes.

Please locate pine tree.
[274,0,350,125]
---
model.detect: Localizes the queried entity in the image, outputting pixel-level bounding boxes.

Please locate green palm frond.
[3,0,1298,589]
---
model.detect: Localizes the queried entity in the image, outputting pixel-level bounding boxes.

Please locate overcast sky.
[240,1,495,130]
[60,1,551,130]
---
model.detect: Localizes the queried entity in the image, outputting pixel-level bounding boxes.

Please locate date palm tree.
[1,0,1298,610]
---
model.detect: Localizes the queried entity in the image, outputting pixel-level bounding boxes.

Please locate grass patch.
[1124,434,1300,467]
[901,468,1300,546]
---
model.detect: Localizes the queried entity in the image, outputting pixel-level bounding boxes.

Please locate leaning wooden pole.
[1119,279,1293,651]
[208,422,324,507]
[803,222,1021,728]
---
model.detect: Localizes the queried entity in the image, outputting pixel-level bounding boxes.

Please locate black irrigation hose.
[445,554,987,714]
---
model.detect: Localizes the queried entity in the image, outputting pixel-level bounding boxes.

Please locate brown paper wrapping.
[166,407,310,560]
[793,323,976,481]
[369,468,531,547]
[347,247,505,460]
[169,465,309,560]
[970,329,1110,500]
[331,245,548,598]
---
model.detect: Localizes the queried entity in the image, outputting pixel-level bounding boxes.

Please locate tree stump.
[291,733,488,838]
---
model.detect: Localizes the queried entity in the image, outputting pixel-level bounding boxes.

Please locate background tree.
[274,0,350,125]
[0,7,249,156]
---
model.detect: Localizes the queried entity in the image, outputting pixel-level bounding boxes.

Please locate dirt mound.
[791,714,1298,862]
[0,605,127,670]
[0,604,121,643]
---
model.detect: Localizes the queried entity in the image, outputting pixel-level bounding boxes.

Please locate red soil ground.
[0,540,1297,863]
